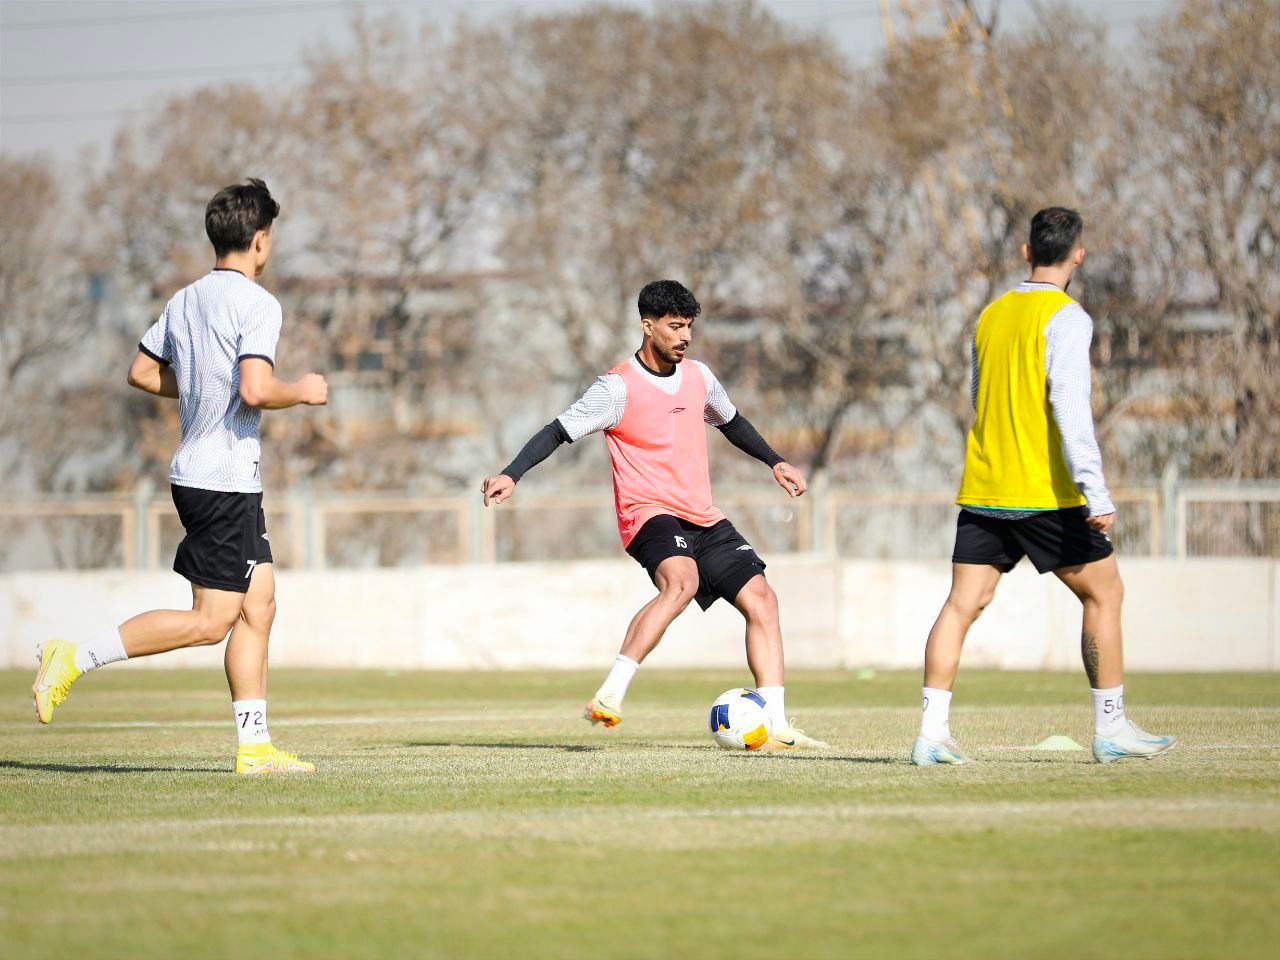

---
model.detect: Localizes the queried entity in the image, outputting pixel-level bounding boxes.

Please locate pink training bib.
[604,359,726,547]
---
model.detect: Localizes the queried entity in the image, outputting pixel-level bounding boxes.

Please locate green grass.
[2,668,1277,960]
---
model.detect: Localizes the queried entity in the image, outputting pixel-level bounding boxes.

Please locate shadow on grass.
[410,740,732,754]
[405,741,895,764]
[0,759,219,774]
[407,741,602,753]
[764,754,897,764]
[606,742,899,763]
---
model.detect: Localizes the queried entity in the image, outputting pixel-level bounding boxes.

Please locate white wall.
[2,557,1276,671]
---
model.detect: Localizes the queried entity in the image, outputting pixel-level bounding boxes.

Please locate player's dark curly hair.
[205,178,280,257]
[1028,207,1083,267]
[637,280,701,320]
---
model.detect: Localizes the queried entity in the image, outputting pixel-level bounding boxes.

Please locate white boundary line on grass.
[980,744,1278,751]
[0,713,550,731]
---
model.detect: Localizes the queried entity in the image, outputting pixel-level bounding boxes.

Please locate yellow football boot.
[32,639,82,724]
[235,743,316,776]
[583,694,622,728]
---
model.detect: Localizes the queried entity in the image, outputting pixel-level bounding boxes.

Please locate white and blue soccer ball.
[709,688,772,751]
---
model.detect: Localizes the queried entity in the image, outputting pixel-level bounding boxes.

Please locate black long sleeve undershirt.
[501,420,572,482]
[718,412,784,468]
[502,412,782,483]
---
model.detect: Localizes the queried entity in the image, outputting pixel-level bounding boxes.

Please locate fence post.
[1161,461,1179,557]
[132,481,153,569]
[286,496,308,571]
[469,493,496,563]
[300,492,321,569]
[809,474,828,556]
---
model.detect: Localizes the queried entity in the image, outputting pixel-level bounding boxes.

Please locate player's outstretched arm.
[700,362,805,497]
[127,350,179,398]
[238,358,327,410]
[482,420,572,506]
[715,412,807,498]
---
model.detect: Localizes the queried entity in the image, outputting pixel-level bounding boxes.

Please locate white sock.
[595,655,640,704]
[1091,685,1126,736]
[757,685,787,731]
[73,628,128,674]
[920,687,952,741]
[232,699,270,745]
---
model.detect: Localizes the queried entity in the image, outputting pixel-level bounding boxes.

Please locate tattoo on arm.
[1081,630,1100,687]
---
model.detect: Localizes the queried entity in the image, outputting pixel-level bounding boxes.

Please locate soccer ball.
[709,688,772,751]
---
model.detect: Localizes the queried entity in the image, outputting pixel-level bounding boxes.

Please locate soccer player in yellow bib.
[911,208,1175,766]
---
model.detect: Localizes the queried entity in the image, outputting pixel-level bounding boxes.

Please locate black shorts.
[171,485,273,593]
[625,515,766,611]
[952,507,1113,574]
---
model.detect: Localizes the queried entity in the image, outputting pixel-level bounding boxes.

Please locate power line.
[0,3,1168,126]
[0,0,430,32]
[3,60,306,87]
[2,7,870,91]
[2,108,143,127]
[1,3,1165,87]
[0,7,876,89]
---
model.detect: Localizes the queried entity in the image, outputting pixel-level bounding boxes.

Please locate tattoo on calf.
[1082,630,1100,687]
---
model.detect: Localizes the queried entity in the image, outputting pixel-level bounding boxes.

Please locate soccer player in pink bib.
[482,281,827,749]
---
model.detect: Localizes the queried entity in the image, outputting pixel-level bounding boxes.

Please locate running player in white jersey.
[32,179,328,776]
[481,280,827,750]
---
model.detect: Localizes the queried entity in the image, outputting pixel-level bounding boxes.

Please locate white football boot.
[911,735,971,766]
[1092,719,1176,764]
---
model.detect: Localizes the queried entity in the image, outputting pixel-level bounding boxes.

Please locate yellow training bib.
[957,287,1088,510]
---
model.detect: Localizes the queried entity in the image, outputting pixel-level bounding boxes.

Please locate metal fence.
[1176,484,1280,558]
[1,483,1276,572]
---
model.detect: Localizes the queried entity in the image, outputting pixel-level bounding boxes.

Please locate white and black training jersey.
[556,356,737,440]
[139,268,283,494]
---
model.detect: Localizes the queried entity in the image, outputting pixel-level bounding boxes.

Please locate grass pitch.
[2,668,1277,959]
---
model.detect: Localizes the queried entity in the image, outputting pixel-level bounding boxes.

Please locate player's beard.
[655,342,686,365]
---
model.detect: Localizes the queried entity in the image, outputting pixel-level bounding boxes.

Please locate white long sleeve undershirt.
[963,281,1115,520]
[554,356,736,441]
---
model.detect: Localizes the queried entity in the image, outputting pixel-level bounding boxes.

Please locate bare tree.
[288,15,515,434]
[10,0,1277,540]
[1146,0,1280,480]
[0,158,96,485]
